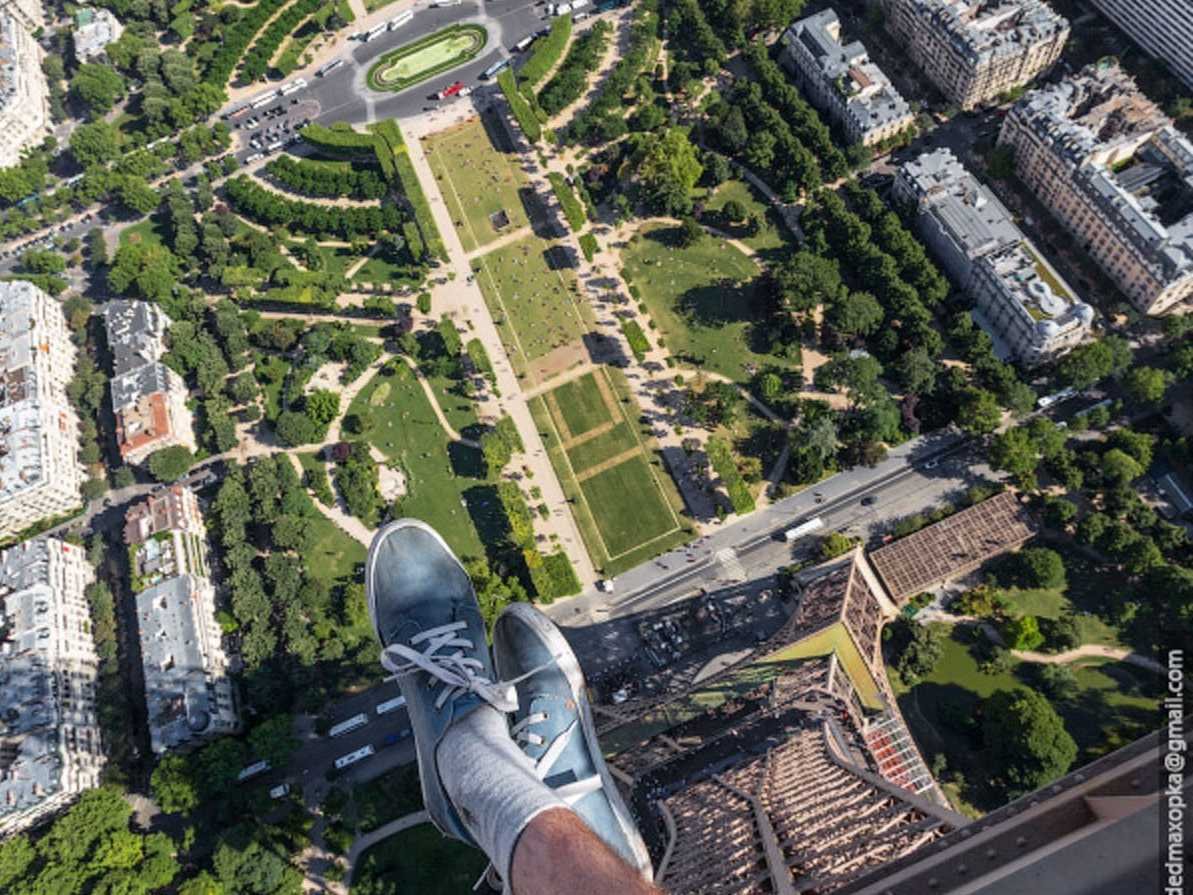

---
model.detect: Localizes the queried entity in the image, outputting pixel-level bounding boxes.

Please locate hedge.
[707,436,755,515]
[518,15,571,88]
[370,121,448,260]
[202,0,288,87]
[498,69,542,143]
[547,172,585,231]
[366,24,488,92]
[578,232,598,262]
[466,338,495,384]
[264,155,387,200]
[620,319,650,362]
[538,19,611,116]
[240,0,322,82]
[529,550,581,602]
[300,123,378,157]
[223,175,404,237]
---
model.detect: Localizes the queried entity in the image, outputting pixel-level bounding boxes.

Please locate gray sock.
[436,705,565,881]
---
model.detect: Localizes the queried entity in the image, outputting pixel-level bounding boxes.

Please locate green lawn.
[530,367,689,575]
[894,623,1162,813]
[119,216,166,249]
[703,179,793,260]
[422,117,529,254]
[419,363,481,436]
[344,363,486,558]
[286,241,359,277]
[993,546,1127,648]
[472,234,589,381]
[367,25,488,92]
[351,252,422,288]
[305,510,366,582]
[256,355,291,422]
[352,824,487,894]
[620,223,789,383]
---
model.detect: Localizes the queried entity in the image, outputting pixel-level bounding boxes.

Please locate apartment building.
[999,63,1193,315]
[895,147,1095,364]
[103,300,195,465]
[125,488,237,753]
[780,9,915,147]
[0,282,84,539]
[72,8,124,61]
[0,0,44,31]
[883,0,1068,110]
[0,538,104,836]
[1086,0,1193,92]
[0,11,49,168]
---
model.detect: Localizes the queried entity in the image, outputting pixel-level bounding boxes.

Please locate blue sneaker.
[493,602,653,880]
[366,518,515,845]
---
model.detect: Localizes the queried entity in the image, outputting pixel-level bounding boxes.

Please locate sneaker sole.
[499,603,654,881]
[365,517,469,647]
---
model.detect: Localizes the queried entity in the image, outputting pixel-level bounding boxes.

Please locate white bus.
[388,9,413,29]
[250,91,279,109]
[363,22,388,40]
[328,712,369,737]
[237,760,271,782]
[316,59,345,76]
[376,695,407,715]
[513,35,535,52]
[335,745,376,769]
[279,78,307,96]
[481,57,511,79]
[783,516,824,542]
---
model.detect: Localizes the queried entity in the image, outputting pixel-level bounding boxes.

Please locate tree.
[1001,614,1045,650]
[1122,365,1172,406]
[275,410,319,447]
[1005,547,1067,589]
[248,715,299,769]
[147,446,194,482]
[893,347,937,395]
[893,621,945,683]
[1101,448,1143,487]
[151,754,199,813]
[304,389,340,429]
[770,250,841,316]
[986,144,1016,179]
[1039,613,1081,653]
[69,120,122,168]
[70,63,126,114]
[676,215,704,247]
[1036,664,1078,701]
[955,387,1002,435]
[1056,336,1133,389]
[825,290,883,338]
[1043,496,1078,530]
[989,427,1038,483]
[108,242,179,302]
[819,531,856,559]
[983,688,1077,794]
[635,128,703,214]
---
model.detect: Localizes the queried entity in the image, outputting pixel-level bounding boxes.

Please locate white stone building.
[73,8,124,61]
[883,0,1068,110]
[780,9,915,148]
[0,538,105,836]
[999,63,1193,315]
[125,487,238,754]
[895,147,1095,365]
[103,300,196,466]
[0,281,84,539]
[0,11,49,169]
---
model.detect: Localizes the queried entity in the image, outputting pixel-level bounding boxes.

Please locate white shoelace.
[380,621,518,713]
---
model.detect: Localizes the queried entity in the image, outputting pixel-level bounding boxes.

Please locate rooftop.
[904,0,1068,64]
[136,575,225,753]
[0,539,95,820]
[867,490,1035,602]
[785,9,911,133]
[0,281,75,506]
[102,300,170,380]
[1011,63,1193,282]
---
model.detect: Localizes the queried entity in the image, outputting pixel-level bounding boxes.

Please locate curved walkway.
[398,354,481,447]
[345,809,431,886]
[1012,643,1164,674]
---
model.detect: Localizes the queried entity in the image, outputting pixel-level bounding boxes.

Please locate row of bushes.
[264,155,388,200]
[547,172,586,231]
[498,69,543,142]
[519,15,572,87]
[370,121,448,260]
[707,436,755,515]
[496,480,579,601]
[241,0,323,82]
[567,0,658,144]
[621,318,650,362]
[300,122,379,157]
[203,0,289,87]
[224,175,404,237]
[538,20,611,116]
[578,232,598,262]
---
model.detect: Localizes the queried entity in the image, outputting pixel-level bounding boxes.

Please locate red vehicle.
[437,81,466,100]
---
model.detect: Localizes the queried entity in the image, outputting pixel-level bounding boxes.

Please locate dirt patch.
[528,339,588,386]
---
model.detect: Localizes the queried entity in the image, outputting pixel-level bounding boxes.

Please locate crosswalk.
[715,547,746,581]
